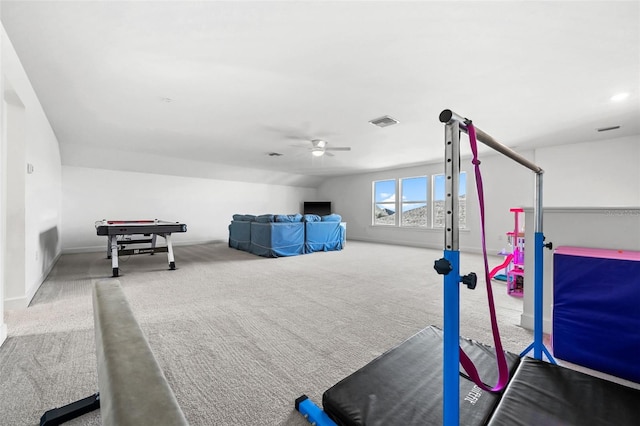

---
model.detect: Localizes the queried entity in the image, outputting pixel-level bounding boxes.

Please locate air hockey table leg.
[150,233,157,255]
[109,235,119,277]
[165,233,176,270]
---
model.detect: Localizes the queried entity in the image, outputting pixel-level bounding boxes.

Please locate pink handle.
[459,122,511,393]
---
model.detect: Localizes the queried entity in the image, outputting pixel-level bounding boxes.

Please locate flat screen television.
[303,201,332,216]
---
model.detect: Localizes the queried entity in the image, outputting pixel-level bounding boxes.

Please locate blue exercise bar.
[520,164,555,363]
[438,109,555,425]
[295,395,337,426]
[442,116,462,426]
[297,110,556,426]
[442,250,461,426]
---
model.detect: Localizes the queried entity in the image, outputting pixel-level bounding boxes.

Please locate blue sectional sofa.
[249,214,305,257]
[303,214,345,253]
[228,213,345,257]
[228,214,254,251]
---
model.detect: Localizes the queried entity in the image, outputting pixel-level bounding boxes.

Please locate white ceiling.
[2,1,639,184]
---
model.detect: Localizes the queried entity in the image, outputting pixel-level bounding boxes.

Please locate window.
[432,172,466,229]
[372,173,466,229]
[400,176,428,227]
[373,179,396,225]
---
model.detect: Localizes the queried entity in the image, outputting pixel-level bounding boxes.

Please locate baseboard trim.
[4,295,28,310]
[520,313,552,334]
[4,251,62,310]
[0,323,7,347]
[346,237,491,255]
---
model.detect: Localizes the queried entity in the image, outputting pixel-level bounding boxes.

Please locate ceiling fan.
[304,139,351,157]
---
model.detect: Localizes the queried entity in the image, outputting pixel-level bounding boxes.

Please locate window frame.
[372,179,398,226]
[399,175,428,228]
[431,172,467,229]
[372,173,466,229]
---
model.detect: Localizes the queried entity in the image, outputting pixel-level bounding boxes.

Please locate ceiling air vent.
[268,152,283,157]
[369,115,399,128]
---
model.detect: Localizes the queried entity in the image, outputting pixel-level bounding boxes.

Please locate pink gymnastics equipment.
[506,208,524,297]
[489,254,514,280]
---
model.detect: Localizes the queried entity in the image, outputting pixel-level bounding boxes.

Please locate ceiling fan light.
[311,149,325,157]
[312,139,327,148]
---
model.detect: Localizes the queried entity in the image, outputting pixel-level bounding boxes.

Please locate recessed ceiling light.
[610,93,629,102]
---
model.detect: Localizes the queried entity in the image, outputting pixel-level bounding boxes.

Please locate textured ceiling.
[2,1,639,185]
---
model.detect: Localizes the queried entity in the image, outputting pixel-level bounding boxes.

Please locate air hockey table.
[95,219,187,277]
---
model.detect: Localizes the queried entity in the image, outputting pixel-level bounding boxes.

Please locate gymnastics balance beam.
[93,279,188,426]
[41,280,188,426]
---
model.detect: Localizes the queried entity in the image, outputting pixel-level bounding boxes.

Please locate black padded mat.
[487,357,640,426]
[322,326,520,426]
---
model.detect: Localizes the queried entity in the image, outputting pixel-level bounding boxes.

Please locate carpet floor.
[2,241,538,425]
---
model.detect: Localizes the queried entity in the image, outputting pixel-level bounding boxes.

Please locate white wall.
[523,134,640,332]
[62,166,317,252]
[0,21,6,344]
[4,90,26,309]
[319,133,640,332]
[317,149,535,254]
[2,24,62,311]
[536,135,640,207]
[318,134,640,253]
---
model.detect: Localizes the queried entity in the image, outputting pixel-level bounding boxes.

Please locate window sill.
[370,225,470,233]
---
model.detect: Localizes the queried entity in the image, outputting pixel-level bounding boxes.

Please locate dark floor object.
[322,326,520,426]
[40,393,100,426]
[487,357,640,426]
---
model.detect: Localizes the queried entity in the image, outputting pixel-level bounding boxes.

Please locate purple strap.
[458,122,510,393]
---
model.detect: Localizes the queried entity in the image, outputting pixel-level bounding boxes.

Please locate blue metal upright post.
[520,173,555,363]
[443,250,460,426]
[533,231,545,360]
[442,118,461,426]
[439,109,555,424]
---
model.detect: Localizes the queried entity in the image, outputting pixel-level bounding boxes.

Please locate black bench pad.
[487,357,640,426]
[322,326,520,426]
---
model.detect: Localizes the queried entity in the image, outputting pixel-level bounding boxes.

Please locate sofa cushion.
[322,214,342,222]
[303,214,322,223]
[255,214,275,223]
[275,214,303,223]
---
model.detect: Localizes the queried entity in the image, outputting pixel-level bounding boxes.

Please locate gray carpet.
[1,241,534,425]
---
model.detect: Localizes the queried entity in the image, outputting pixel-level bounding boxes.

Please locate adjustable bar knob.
[544,241,553,250]
[461,272,477,290]
[434,258,453,275]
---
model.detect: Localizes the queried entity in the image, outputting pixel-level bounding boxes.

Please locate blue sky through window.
[434,172,466,200]
[401,176,427,212]
[401,177,427,201]
[376,173,466,214]
[374,180,396,204]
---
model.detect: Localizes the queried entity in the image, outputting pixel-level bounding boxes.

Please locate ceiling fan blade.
[326,147,351,151]
[284,134,313,141]
[324,151,335,157]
